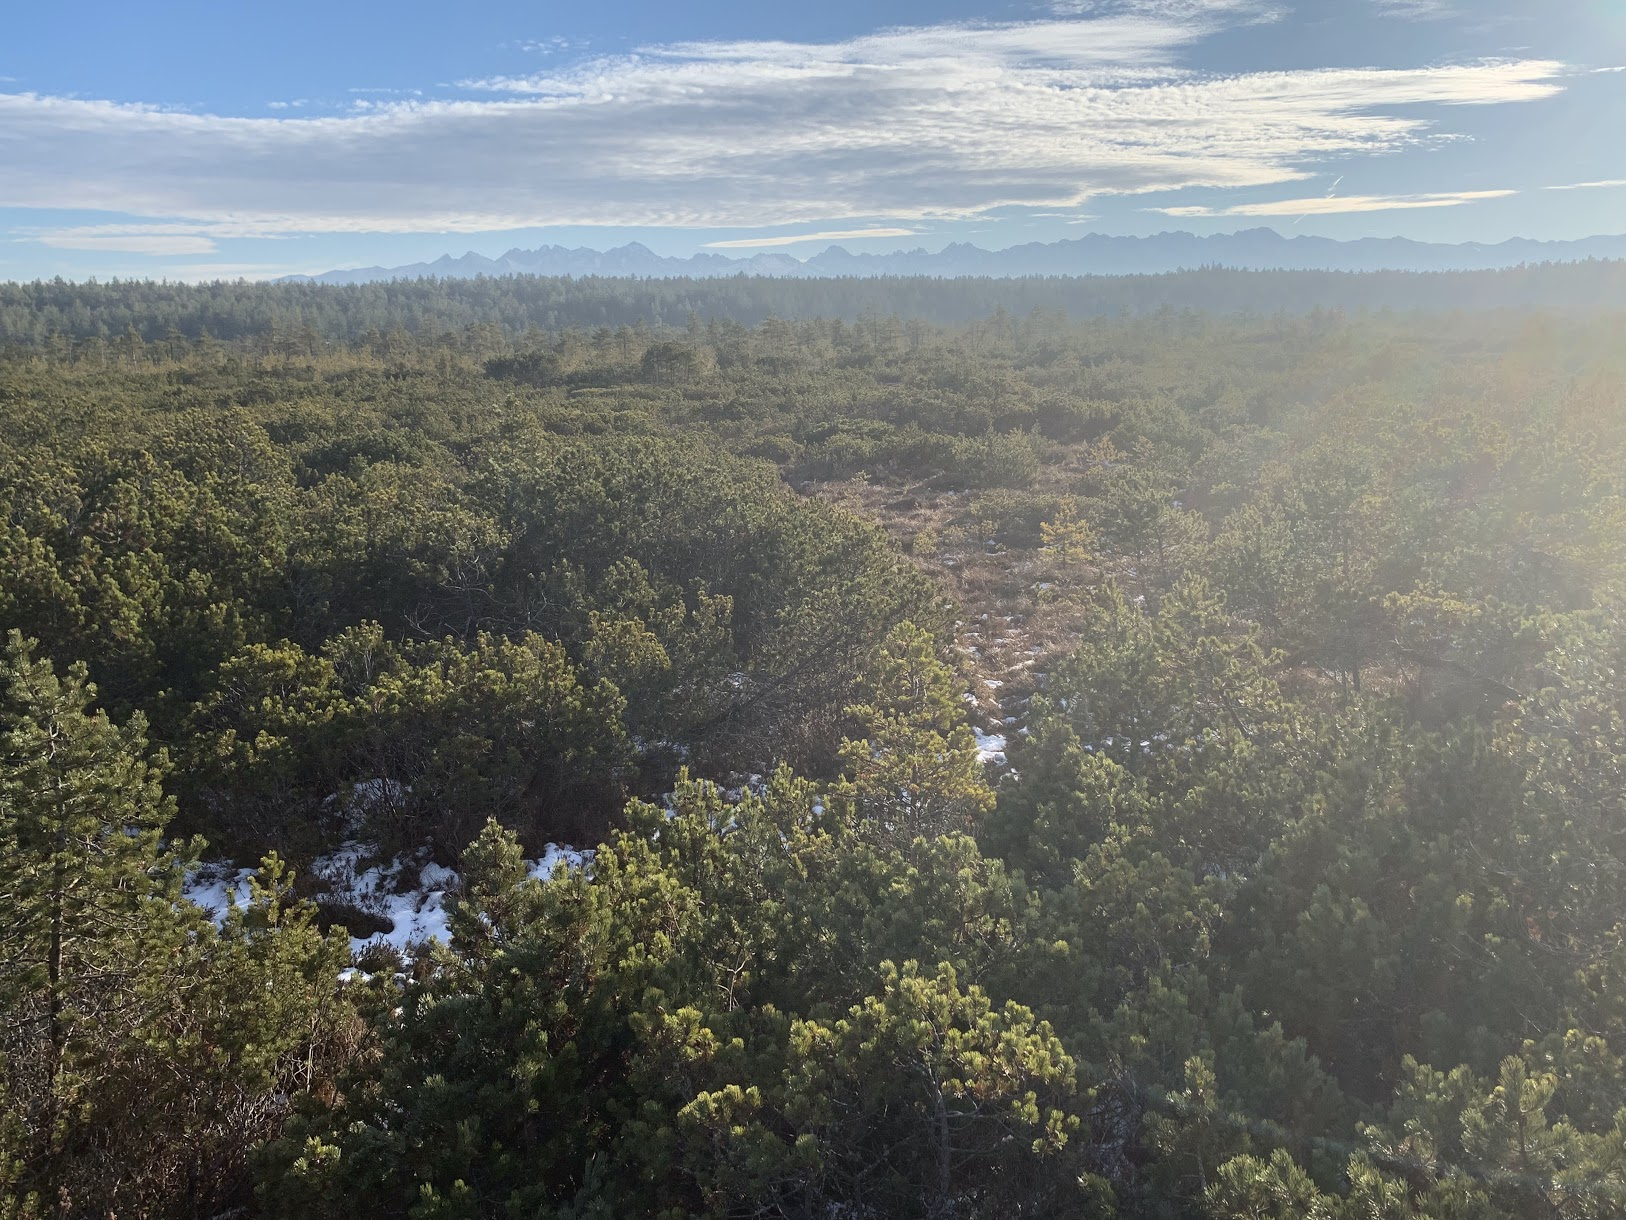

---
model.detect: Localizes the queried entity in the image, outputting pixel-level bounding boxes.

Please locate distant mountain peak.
[280,230,1626,286]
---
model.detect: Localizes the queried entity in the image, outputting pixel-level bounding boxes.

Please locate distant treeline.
[5,259,1626,345]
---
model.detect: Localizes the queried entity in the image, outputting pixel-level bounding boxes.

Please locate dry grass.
[802,475,1094,741]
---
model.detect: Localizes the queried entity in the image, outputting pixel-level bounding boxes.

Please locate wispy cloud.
[1050,0,1278,18]
[1030,211,1102,222]
[1546,179,1626,191]
[1370,0,1457,20]
[705,227,916,248]
[1156,189,1517,217]
[0,13,1567,238]
[38,232,220,255]
[517,37,581,55]
[33,220,294,239]
[29,220,299,255]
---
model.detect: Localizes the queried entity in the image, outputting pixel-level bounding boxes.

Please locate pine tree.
[839,623,995,843]
[0,633,353,1218]
[0,630,192,1107]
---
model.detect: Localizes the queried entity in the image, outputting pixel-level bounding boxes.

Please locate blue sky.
[3,0,1623,281]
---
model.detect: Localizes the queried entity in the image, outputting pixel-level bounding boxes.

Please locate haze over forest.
[285,229,1626,285]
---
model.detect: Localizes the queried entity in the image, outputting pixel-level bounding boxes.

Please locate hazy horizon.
[4,0,1623,282]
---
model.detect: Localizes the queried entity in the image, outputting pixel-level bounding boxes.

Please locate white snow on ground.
[183,840,591,957]
[528,844,591,882]
[181,863,256,921]
[311,848,454,956]
[419,861,459,890]
[974,727,1008,765]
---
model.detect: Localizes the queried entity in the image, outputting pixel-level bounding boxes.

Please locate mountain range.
[281,229,1626,285]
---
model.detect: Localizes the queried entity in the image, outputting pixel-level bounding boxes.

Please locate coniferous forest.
[4,274,1626,1218]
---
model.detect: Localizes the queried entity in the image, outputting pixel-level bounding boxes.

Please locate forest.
[3,279,1626,1219]
[7,259,1626,345]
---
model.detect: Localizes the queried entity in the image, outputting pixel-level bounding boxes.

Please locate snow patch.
[182,863,255,923]
[187,839,591,959]
[311,846,454,956]
[528,844,591,882]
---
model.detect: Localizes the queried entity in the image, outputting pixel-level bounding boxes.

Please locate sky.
[2,0,1623,281]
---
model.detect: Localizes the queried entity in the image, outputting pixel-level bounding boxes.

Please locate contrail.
[1294,175,1345,225]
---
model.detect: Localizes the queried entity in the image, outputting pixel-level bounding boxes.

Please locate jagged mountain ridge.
[282,228,1626,284]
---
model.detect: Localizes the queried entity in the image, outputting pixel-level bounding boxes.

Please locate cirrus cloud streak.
[705,227,918,248]
[1157,189,1518,217]
[0,14,1568,242]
